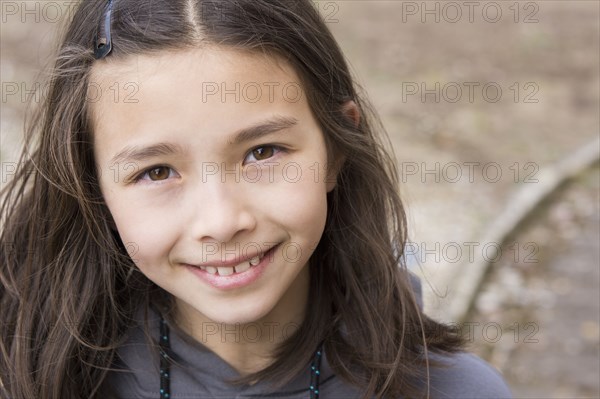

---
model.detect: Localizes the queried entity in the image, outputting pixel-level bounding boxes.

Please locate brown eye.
[252,146,275,161]
[243,145,284,165]
[148,167,170,181]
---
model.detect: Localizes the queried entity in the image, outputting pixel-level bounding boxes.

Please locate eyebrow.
[109,115,298,165]
[110,142,185,165]
[227,115,298,145]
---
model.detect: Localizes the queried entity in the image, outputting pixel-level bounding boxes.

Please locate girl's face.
[91,48,338,326]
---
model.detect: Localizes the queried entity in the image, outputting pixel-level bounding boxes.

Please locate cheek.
[275,176,329,248]
[104,195,178,271]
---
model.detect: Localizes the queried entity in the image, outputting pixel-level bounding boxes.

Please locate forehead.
[88,46,297,86]
[88,46,322,169]
[87,46,303,122]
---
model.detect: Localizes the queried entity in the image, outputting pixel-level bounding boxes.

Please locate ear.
[326,101,359,192]
[341,100,360,128]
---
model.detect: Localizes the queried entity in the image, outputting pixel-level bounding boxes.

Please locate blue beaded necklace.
[159,316,323,398]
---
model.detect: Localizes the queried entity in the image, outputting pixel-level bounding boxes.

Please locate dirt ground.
[1,1,599,397]
[469,166,599,398]
[327,0,599,245]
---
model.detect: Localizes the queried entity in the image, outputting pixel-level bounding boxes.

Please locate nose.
[187,176,257,244]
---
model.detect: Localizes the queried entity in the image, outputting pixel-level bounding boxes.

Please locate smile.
[197,253,264,276]
[184,244,280,290]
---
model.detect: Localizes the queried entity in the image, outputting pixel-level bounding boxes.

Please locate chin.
[202,302,275,326]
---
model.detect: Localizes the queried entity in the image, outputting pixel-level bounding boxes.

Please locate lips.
[185,244,280,290]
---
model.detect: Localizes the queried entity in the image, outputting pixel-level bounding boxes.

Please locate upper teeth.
[199,254,262,275]
[249,255,261,266]
[216,266,234,276]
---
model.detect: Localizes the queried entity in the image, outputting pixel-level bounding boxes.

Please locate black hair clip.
[94,0,114,59]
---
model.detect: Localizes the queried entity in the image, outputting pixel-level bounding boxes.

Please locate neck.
[173,266,310,376]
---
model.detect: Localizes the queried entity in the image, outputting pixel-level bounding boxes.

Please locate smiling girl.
[0,1,511,398]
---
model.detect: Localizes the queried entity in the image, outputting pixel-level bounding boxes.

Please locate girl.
[0,0,512,398]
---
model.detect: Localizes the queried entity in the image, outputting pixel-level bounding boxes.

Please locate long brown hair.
[1,1,466,398]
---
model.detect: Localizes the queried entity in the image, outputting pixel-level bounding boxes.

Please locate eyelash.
[131,144,286,184]
[132,165,177,184]
[245,144,286,164]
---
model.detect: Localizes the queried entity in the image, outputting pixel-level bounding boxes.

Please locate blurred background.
[1,1,599,397]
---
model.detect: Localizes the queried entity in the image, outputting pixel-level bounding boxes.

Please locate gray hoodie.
[105,278,512,398]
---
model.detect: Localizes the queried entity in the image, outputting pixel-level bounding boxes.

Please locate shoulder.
[404,273,511,396]
[426,351,513,398]
[318,348,512,399]
[102,306,161,398]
